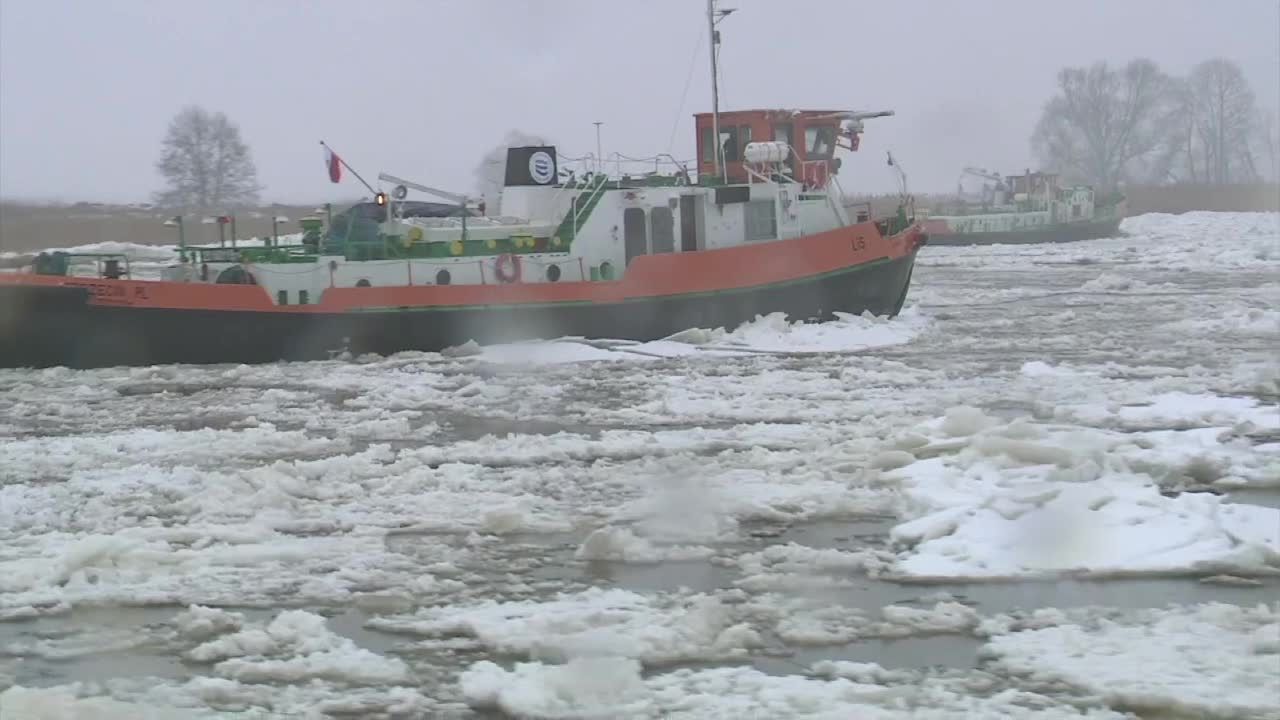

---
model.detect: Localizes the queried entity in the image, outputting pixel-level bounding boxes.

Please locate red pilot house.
[694,109,889,189]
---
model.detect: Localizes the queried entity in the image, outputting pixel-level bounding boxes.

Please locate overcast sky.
[1,0,1277,204]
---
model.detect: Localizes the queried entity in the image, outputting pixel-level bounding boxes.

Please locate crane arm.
[377,172,476,206]
[961,166,1003,183]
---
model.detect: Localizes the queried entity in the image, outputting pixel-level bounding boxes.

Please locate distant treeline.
[1033,57,1278,190]
[0,202,324,254]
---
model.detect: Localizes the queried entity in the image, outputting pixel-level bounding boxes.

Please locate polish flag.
[323,145,342,183]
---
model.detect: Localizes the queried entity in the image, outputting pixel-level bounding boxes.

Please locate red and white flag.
[323,145,342,184]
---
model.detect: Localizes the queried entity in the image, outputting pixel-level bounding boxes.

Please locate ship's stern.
[0,279,93,368]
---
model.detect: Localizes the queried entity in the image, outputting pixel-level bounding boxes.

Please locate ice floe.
[178,607,409,684]
[984,602,1280,720]
[0,678,442,719]
[459,658,1132,719]
[367,587,762,666]
[884,407,1280,579]
[469,307,930,366]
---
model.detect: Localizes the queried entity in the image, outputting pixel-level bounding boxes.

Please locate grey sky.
[2,0,1277,204]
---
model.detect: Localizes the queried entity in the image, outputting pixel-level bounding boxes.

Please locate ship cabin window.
[1072,205,1082,218]
[277,290,288,305]
[804,125,836,160]
[700,127,715,163]
[773,123,796,173]
[773,123,793,147]
[298,290,309,305]
[744,200,777,242]
[718,125,753,163]
[720,126,741,162]
[651,206,675,254]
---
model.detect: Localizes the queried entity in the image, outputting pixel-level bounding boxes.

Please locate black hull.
[0,253,917,369]
[927,218,1123,246]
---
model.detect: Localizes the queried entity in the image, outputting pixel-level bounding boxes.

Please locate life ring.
[494,253,522,283]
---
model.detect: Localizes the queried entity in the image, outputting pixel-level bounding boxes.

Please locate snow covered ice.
[984,602,1280,720]
[2,212,1278,718]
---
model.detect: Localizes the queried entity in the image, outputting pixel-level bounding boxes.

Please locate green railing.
[553,174,609,244]
[886,204,913,235]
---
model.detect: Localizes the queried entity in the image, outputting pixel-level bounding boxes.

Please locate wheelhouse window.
[772,123,793,146]
[804,125,836,159]
[773,123,797,174]
[706,124,754,164]
[720,126,741,162]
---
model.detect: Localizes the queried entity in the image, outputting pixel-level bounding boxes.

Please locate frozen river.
[1,212,1278,719]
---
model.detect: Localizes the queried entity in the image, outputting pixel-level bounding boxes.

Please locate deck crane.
[956,167,1007,205]
[377,172,484,241]
[961,166,1003,183]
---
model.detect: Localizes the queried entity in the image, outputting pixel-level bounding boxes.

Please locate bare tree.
[1164,78,1205,184]
[473,130,550,215]
[1255,108,1280,183]
[154,106,260,209]
[1031,59,1179,189]
[1180,59,1261,184]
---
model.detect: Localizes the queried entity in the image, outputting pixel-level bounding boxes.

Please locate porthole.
[546,264,561,282]
[436,269,451,285]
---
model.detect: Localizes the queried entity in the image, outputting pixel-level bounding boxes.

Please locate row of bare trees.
[150,59,1270,209]
[1032,58,1277,190]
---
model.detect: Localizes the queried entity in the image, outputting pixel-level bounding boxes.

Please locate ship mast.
[707,0,734,183]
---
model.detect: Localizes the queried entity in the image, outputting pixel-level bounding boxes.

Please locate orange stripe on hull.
[0,222,922,313]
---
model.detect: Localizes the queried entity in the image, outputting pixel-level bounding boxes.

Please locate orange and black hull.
[0,222,923,369]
